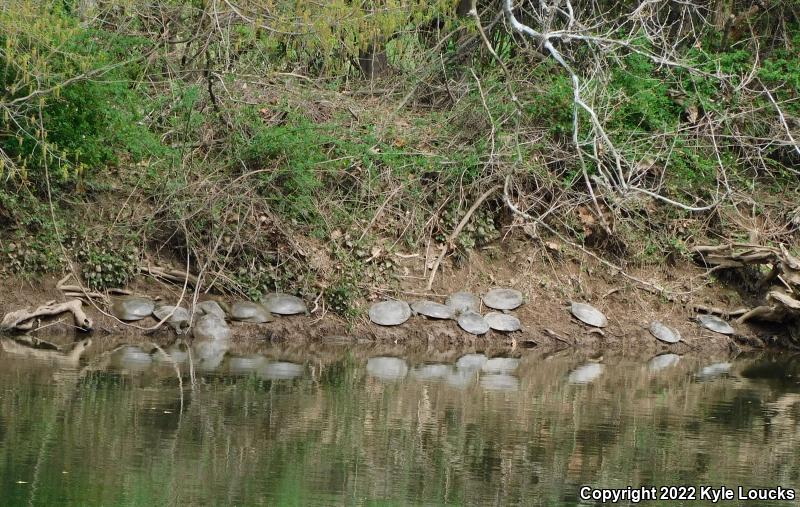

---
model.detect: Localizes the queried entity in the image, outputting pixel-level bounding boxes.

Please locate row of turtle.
[368,288,524,335]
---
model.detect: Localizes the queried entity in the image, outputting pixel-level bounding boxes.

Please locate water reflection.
[1,344,799,507]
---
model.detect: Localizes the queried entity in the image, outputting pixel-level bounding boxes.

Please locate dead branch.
[1,299,93,332]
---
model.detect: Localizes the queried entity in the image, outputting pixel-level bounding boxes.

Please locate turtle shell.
[649,321,681,344]
[112,296,155,321]
[368,300,411,326]
[153,305,191,334]
[570,302,608,328]
[410,300,454,320]
[366,356,409,380]
[229,302,272,323]
[192,314,232,342]
[484,312,521,332]
[197,300,226,319]
[697,314,734,335]
[445,292,480,314]
[482,288,524,310]
[262,293,307,315]
[457,311,490,335]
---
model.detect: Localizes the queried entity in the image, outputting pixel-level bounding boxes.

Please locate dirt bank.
[0,237,779,355]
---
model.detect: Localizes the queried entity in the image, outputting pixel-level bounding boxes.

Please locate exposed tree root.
[1,299,93,332]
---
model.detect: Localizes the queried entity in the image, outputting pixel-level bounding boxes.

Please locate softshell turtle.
[410,300,454,320]
[483,288,524,311]
[482,357,520,373]
[570,302,608,328]
[259,361,304,380]
[649,321,681,344]
[262,293,307,315]
[227,302,272,323]
[197,300,226,319]
[0,337,91,366]
[697,314,734,335]
[368,300,411,326]
[568,363,604,384]
[192,314,232,342]
[648,353,681,373]
[153,305,191,334]
[480,374,520,391]
[484,312,521,332]
[457,311,490,335]
[111,296,155,321]
[456,353,488,370]
[366,356,409,380]
[445,292,480,314]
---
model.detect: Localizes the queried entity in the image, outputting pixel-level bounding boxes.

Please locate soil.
[0,236,779,356]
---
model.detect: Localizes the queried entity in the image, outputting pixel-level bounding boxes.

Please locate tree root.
[1,299,93,332]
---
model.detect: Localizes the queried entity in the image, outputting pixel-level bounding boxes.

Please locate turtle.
[227,302,273,323]
[262,293,307,315]
[368,300,411,326]
[259,361,304,380]
[366,356,409,380]
[445,292,481,314]
[457,311,490,335]
[111,296,155,321]
[482,288,524,311]
[196,300,227,319]
[480,374,520,391]
[570,302,608,328]
[648,353,681,373]
[568,363,604,384]
[153,305,191,334]
[649,321,681,344]
[410,363,452,380]
[484,312,521,332]
[192,314,232,342]
[697,314,735,335]
[410,300,454,320]
[481,357,520,373]
[455,353,488,370]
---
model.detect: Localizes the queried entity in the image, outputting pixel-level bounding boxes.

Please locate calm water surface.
[1,341,799,506]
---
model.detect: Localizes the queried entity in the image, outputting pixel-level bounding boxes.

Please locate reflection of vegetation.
[0,351,799,506]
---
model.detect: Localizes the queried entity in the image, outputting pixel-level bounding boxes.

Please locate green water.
[1,342,799,506]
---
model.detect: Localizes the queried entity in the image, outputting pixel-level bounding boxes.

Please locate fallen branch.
[1,300,93,332]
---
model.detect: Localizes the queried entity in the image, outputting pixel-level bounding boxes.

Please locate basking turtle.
[153,305,191,334]
[455,353,488,370]
[410,300,454,320]
[649,321,681,344]
[696,314,734,335]
[262,293,307,315]
[227,302,273,323]
[111,296,155,322]
[570,302,608,328]
[192,314,232,342]
[481,357,520,373]
[484,312,521,332]
[445,292,480,314]
[368,300,411,326]
[366,356,409,380]
[482,288,524,311]
[457,311,490,335]
[196,300,226,319]
[648,353,681,373]
[568,363,604,384]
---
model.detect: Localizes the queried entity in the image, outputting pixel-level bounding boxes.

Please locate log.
[1,300,93,332]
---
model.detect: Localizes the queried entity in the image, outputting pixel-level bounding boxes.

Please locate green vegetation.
[1,1,799,315]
